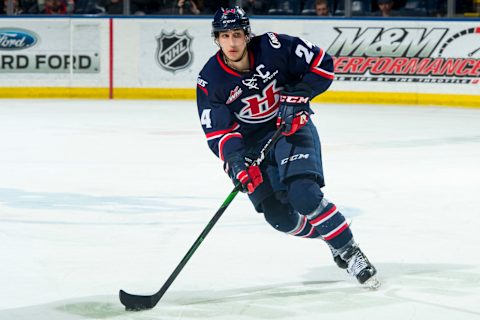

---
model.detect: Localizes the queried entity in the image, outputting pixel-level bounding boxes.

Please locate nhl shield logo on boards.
[156,30,193,72]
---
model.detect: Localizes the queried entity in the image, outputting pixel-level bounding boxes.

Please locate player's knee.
[286,176,324,215]
[261,195,296,232]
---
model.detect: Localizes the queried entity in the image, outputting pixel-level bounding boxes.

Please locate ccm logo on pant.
[281,153,310,165]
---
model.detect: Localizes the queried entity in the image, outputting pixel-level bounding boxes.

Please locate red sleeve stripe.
[310,48,335,80]
[219,132,243,161]
[206,122,240,141]
[322,221,349,241]
[197,84,208,95]
[311,67,335,80]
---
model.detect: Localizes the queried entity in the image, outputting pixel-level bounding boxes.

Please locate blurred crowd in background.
[1,0,479,18]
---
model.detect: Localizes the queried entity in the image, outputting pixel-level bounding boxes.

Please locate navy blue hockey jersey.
[196,32,334,163]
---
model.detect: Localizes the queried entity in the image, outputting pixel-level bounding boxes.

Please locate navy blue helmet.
[212,6,251,38]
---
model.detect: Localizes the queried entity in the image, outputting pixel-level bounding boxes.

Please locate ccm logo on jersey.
[281,153,310,165]
[280,96,310,104]
[267,32,281,49]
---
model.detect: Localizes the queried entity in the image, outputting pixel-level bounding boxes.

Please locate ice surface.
[0,99,479,319]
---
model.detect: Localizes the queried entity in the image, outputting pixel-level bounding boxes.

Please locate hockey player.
[196,6,379,288]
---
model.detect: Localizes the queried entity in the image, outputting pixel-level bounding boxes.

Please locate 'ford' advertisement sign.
[0,28,38,50]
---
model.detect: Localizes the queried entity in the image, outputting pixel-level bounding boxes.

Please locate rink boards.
[0,16,479,107]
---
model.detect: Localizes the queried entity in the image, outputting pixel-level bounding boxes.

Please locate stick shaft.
[119,126,284,310]
[153,187,240,303]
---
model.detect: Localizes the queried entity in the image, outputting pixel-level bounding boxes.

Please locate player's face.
[217,29,248,62]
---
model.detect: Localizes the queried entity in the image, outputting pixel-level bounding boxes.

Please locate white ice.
[0,99,479,320]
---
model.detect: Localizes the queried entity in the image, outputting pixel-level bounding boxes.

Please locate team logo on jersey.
[242,64,279,90]
[226,86,243,104]
[267,32,281,49]
[235,80,282,123]
[156,30,193,72]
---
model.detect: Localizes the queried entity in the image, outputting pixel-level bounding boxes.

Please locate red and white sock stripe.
[302,226,318,238]
[287,215,308,236]
[322,220,349,241]
[309,204,338,227]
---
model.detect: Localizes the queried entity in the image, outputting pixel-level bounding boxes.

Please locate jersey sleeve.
[196,75,245,162]
[279,34,335,98]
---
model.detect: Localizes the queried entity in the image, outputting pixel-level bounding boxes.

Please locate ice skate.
[340,244,380,289]
[327,243,348,269]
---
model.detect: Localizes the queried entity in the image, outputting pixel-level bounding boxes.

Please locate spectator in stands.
[18,0,37,12]
[315,0,330,15]
[243,0,269,15]
[128,0,160,14]
[41,0,74,13]
[155,0,176,14]
[200,0,229,14]
[178,0,200,14]
[156,0,200,14]
[2,0,24,14]
[99,0,123,14]
[374,0,396,16]
[74,0,104,13]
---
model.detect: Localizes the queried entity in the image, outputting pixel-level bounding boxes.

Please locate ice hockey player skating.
[196,6,380,289]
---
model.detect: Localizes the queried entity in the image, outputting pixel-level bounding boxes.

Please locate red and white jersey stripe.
[218,132,242,161]
[310,48,335,80]
[206,122,240,141]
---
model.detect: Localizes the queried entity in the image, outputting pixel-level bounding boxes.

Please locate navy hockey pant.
[249,122,353,249]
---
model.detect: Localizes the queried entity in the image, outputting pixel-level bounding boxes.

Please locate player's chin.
[226,52,240,60]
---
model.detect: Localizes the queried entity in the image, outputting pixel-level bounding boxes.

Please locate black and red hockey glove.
[225,154,263,194]
[276,83,311,136]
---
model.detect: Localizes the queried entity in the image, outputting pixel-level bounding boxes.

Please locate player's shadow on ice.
[2,262,476,319]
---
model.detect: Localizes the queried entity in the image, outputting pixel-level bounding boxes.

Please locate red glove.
[235,165,263,194]
[276,102,309,136]
[225,154,264,194]
[276,85,311,136]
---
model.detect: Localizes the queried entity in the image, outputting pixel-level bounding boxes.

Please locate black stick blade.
[119,289,159,311]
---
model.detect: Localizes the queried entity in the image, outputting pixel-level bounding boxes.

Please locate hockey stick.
[119,126,284,311]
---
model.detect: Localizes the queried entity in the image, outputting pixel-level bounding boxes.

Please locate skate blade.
[363,276,381,290]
